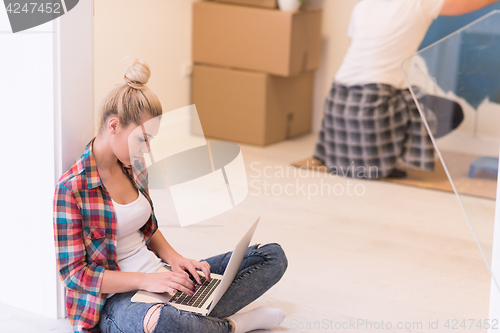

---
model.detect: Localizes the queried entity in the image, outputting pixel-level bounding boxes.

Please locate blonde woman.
[53,59,288,333]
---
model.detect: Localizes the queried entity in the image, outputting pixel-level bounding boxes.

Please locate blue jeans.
[98,243,288,333]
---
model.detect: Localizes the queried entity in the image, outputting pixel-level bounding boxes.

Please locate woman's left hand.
[168,255,211,284]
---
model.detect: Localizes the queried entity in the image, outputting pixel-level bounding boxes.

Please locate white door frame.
[53,0,95,318]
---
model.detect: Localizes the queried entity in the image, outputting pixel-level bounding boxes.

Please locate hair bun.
[124,59,151,88]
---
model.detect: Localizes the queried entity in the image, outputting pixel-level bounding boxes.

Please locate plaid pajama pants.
[314,82,436,179]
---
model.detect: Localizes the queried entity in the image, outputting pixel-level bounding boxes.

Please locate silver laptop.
[131,217,260,316]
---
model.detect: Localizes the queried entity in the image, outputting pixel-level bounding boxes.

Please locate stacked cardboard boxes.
[192,0,322,145]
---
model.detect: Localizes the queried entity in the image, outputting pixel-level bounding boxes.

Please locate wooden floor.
[2,133,496,333]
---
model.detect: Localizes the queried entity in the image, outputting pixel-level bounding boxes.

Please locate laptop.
[131,217,260,316]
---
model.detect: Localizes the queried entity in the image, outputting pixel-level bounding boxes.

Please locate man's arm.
[440,0,498,16]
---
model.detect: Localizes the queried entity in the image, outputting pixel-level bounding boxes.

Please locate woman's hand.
[140,270,196,295]
[168,255,211,285]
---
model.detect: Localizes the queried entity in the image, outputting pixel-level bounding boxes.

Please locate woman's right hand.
[141,271,196,295]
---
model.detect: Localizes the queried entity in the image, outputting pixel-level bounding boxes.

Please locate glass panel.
[128,105,249,227]
[403,11,500,294]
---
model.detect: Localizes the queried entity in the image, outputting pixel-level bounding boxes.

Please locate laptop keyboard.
[169,275,221,308]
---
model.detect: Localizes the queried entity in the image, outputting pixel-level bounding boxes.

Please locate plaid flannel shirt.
[53,138,157,333]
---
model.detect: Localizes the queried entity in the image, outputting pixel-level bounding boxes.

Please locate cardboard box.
[192,64,313,146]
[193,1,321,77]
[214,0,278,9]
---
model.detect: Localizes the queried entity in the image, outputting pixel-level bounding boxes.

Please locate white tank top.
[107,191,163,298]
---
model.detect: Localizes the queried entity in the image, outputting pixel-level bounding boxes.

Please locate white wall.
[93,0,358,134]
[0,9,59,319]
[94,0,199,131]
[0,1,94,319]
[58,1,95,171]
